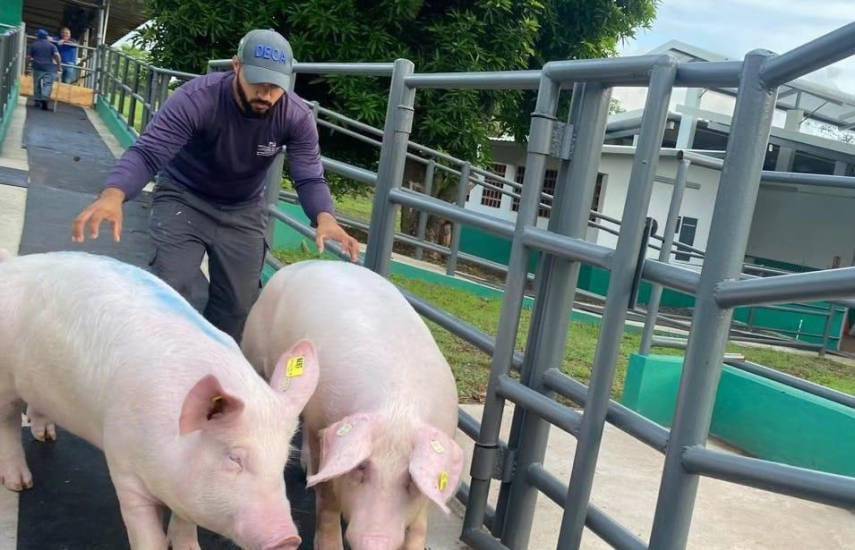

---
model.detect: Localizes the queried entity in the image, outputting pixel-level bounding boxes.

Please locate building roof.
[649,40,855,130]
[23,0,146,45]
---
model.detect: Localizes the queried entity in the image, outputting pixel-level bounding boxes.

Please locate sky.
[617,0,855,91]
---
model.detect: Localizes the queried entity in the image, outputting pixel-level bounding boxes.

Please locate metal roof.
[23,0,146,45]
[650,40,855,130]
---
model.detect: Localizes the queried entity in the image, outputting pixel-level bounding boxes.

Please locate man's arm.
[72,85,202,243]
[284,109,361,261]
[104,85,202,200]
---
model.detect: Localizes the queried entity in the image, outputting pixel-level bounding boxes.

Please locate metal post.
[118,54,130,117]
[640,158,690,354]
[649,50,779,549]
[747,306,756,331]
[819,304,834,356]
[363,59,416,277]
[128,59,141,132]
[557,57,677,549]
[142,64,155,129]
[446,162,470,276]
[498,82,612,549]
[415,160,436,261]
[629,217,656,310]
[263,152,286,245]
[462,73,561,541]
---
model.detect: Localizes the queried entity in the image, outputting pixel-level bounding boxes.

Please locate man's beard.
[236,75,274,119]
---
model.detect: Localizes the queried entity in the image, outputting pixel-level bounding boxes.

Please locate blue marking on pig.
[101,256,237,349]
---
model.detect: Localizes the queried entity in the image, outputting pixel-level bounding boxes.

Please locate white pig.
[0,251,318,550]
[242,260,464,550]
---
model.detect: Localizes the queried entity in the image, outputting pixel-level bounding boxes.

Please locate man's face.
[233,60,285,116]
[61,29,70,40]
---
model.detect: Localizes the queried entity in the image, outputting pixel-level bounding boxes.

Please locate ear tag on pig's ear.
[431,439,445,454]
[336,423,353,437]
[438,471,449,492]
[286,356,305,378]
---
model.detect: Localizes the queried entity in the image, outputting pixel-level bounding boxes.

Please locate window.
[589,173,605,222]
[539,170,558,217]
[480,163,506,208]
[512,166,525,212]
[675,216,698,261]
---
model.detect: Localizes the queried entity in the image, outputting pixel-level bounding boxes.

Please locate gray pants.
[148,176,268,343]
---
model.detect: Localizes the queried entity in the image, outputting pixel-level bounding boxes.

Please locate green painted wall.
[0,80,19,154]
[0,1,22,26]
[623,354,855,477]
[460,226,844,349]
[95,97,138,149]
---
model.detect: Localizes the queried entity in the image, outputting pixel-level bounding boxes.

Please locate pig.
[241,260,464,550]
[0,251,319,549]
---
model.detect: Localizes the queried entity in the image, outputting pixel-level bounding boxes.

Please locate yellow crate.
[20,74,94,108]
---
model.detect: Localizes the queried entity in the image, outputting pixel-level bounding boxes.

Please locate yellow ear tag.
[438,471,449,492]
[430,440,445,454]
[286,356,305,378]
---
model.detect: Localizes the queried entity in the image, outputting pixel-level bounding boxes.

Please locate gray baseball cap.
[236,29,293,90]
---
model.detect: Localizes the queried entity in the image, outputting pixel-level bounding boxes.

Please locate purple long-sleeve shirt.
[105,71,333,222]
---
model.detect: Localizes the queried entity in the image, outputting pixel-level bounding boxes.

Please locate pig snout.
[234,508,301,550]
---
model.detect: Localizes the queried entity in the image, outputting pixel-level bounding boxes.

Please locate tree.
[138,0,657,229]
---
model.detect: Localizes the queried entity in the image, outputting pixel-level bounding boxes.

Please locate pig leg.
[112,473,169,549]
[403,507,428,550]
[26,405,57,442]
[309,431,344,550]
[167,513,201,550]
[0,395,32,491]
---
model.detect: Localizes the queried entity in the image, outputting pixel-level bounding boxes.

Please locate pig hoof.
[0,461,33,491]
[30,421,57,442]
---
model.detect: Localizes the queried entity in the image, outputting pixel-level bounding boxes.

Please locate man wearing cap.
[72,29,360,341]
[28,29,61,110]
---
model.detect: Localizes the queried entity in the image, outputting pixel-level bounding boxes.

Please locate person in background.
[55,27,79,84]
[28,29,60,110]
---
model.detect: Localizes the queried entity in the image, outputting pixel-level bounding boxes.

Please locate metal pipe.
[364,59,416,276]
[543,368,669,452]
[715,266,855,308]
[405,70,543,90]
[543,54,664,84]
[463,72,561,538]
[389,188,515,239]
[446,163,470,276]
[414,160,435,261]
[682,446,855,509]
[760,22,855,88]
[293,62,395,76]
[526,465,647,550]
[640,158,690,354]
[520,226,613,269]
[559,58,677,549]
[321,156,378,186]
[495,376,582,436]
[649,50,780,550]
[641,259,701,294]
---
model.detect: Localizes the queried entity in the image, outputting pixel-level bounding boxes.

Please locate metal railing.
[94,25,855,548]
[0,24,23,150]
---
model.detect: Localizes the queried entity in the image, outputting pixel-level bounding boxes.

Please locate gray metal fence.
[92,23,855,548]
[0,23,23,152]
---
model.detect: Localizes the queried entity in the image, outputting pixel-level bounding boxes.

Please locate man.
[72,29,360,341]
[28,29,60,110]
[55,27,78,84]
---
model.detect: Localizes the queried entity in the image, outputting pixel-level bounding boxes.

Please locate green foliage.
[139,0,657,194]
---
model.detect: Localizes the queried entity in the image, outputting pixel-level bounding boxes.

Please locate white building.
[464,41,855,272]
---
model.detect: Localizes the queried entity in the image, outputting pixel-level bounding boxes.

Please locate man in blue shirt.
[55,27,78,84]
[28,29,60,110]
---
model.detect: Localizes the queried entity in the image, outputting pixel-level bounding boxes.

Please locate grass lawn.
[273,247,855,404]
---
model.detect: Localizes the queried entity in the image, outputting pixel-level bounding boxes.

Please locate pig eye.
[353,461,369,483]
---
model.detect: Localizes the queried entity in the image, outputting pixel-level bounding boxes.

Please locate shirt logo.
[257,141,280,157]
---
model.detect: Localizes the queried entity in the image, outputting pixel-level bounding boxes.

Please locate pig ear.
[306,414,375,488]
[408,426,464,514]
[179,375,245,435]
[269,339,320,413]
